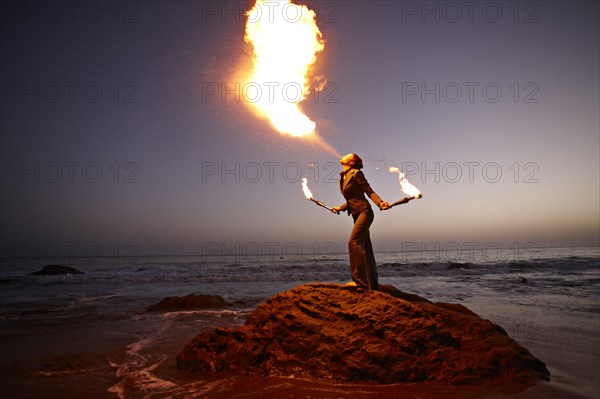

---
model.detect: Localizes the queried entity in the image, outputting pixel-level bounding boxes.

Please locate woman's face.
[340,154,353,171]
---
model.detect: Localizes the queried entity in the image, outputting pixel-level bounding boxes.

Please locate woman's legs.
[364,232,379,290]
[348,209,379,290]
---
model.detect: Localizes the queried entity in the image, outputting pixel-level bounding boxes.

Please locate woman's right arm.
[331,202,347,213]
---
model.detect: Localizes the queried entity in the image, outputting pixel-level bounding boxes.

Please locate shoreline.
[1,294,598,398]
[1,248,598,398]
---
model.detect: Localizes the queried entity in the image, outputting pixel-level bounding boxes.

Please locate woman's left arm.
[355,171,385,208]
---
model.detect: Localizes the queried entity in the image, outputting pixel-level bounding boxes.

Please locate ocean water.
[0,246,598,398]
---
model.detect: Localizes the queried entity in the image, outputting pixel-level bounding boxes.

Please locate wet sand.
[1,307,597,399]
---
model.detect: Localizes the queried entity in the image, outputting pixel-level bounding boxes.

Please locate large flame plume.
[389,167,422,198]
[244,0,324,138]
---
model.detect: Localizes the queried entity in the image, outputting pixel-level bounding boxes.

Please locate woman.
[331,154,390,290]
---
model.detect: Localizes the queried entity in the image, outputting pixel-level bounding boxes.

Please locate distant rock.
[447,262,471,270]
[177,283,550,385]
[29,265,84,276]
[147,294,230,312]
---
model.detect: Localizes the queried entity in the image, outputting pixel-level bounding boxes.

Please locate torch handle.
[309,198,340,214]
[389,196,416,208]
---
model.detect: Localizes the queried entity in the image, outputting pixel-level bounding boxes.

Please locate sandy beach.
[0,306,596,399]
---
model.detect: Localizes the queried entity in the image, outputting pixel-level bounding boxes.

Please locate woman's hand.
[331,206,341,214]
[379,201,391,210]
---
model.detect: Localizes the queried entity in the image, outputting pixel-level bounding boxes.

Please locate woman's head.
[340,153,363,170]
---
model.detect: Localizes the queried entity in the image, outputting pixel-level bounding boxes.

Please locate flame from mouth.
[244,0,324,138]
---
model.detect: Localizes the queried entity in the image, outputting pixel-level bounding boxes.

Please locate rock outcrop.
[177,283,550,385]
[28,265,84,275]
[147,294,230,312]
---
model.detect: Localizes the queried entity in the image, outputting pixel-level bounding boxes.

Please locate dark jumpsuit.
[338,168,383,290]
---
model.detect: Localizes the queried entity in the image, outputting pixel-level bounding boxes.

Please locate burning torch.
[301,178,339,214]
[388,167,423,209]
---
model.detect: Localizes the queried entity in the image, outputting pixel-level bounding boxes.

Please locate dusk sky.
[1,0,598,258]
